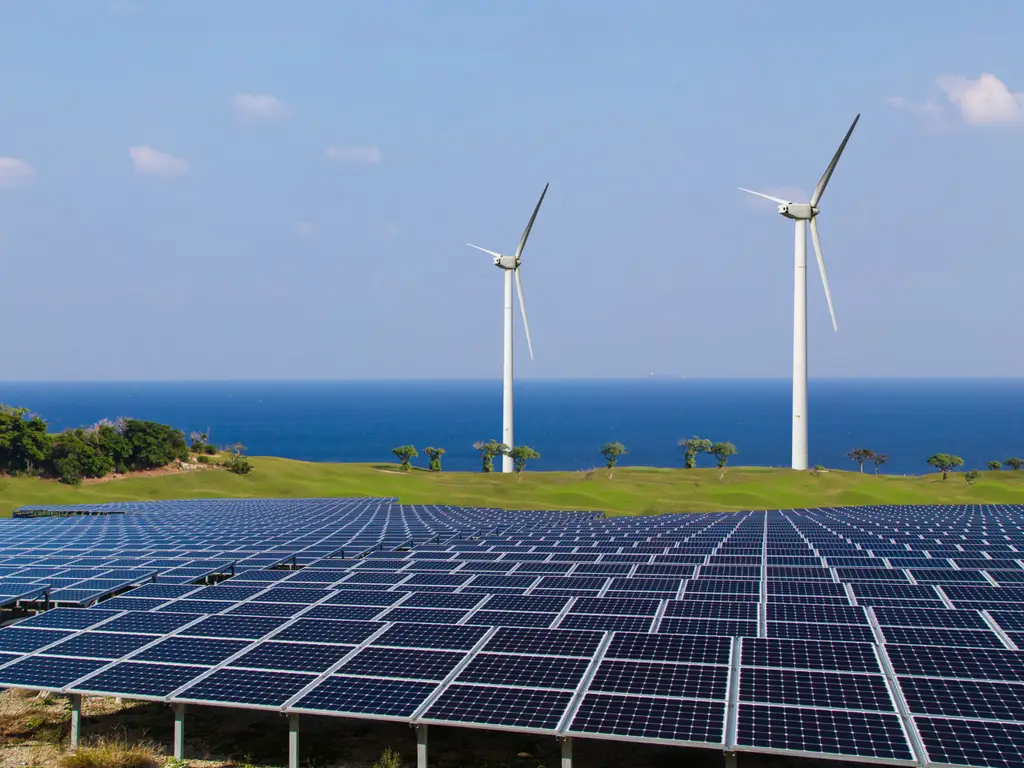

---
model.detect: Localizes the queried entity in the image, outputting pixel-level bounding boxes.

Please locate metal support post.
[288,713,300,768]
[725,750,738,768]
[70,694,82,749]
[416,724,428,768]
[559,736,572,768]
[172,703,185,759]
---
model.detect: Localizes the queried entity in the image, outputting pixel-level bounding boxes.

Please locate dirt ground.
[0,688,864,768]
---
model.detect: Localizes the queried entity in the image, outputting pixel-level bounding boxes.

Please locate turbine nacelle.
[494,254,519,270]
[777,202,817,220]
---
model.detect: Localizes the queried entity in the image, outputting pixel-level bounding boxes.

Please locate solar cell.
[589,659,728,698]
[735,704,914,760]
[291,675,437,718]
[421,684,574,730]
[176,668,316,707]
[567,695,726,745]
[335,647,466,680]
[72,662,207,698]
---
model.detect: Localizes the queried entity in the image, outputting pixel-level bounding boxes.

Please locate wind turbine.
[739,114,859,471]
[468,183,548,473]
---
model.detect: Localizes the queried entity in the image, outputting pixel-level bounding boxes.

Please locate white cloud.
[0,157,36,188]
[128,146,190,177]
[296,221,317,237]
[888,73,1024,128]
[232,93,291,121]
[324,145,383,165]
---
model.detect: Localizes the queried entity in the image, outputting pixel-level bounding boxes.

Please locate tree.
[847,448,875,473]
[423,447,445,472]
[509,446,540,473]
[473,440,509,473]
[709,442,738,469]
[224,444,253,475]
[964,469,981,485]
[988,461,1002,471]
[391,445,418,471]
[1006,457,1024,471]
[601,442,627,470]
[871,453,889,475]
[123,420,188,470]
[927,453,964,480]
[49,429,114,484]
[0,405,50,475]
[678,436,712,469]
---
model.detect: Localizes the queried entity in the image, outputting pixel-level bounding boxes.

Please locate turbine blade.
[514,183,549,261]
[466,243,503,259]
[514,267,534,361]
[809,217,837,332]
[738,187,790,205]
[810,114,860,207]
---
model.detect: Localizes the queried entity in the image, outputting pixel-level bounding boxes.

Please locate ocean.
[0,379,1021,475]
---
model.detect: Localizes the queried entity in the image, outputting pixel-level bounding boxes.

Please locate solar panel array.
[2,500,1024,768]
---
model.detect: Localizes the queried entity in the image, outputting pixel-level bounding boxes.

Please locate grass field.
[2,457,1023,518]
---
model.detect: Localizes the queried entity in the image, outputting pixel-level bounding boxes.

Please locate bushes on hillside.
[0,403,201,484]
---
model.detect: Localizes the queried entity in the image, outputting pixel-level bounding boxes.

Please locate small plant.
[371,748,403,768]
[965,469,982,485]
[988,461,1002,471]
[709,442,738,469]
[423,447,445,472]
[166,759,189,768]
[678,436,712,469]
[473,440,509,473]
[509,445,540,473]
[927,453,964,480]
[600,442,627,470]
[223,443,253,475]
[391,445,418,471]
[814,465,826,472]
[60,738,159,768]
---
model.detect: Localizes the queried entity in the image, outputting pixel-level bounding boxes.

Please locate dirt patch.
[81,462,220,486]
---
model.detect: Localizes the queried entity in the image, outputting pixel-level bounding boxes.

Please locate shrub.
[224,452,253,475]
[196,455,212,464]
[371,748,402,768]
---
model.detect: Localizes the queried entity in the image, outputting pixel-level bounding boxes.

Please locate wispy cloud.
[232,93,291,122]
[128,146,190,178]
[888,73,1024,128]
[0,157,37,188]
[324,145,383,165]
[296,221,317,237]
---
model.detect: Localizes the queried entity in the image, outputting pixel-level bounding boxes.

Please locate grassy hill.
[2,457,1023,518]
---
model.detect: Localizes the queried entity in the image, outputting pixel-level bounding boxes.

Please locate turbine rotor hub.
[777,202,816,220]
[494,255,519,270]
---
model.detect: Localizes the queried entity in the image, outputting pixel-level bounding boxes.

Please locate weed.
[60,737,160,768]
[372,747,403,768]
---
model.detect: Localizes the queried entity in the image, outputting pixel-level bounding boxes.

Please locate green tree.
[988,461,1002,471]
[846,447,875,473]
[423,447,445,472]
[391,445,418,471]
[678,436,712,469]
[927,453,964,480]
[871,453,889,475]
[600,442,627,470]
[49,429,115,484]
[509,446,540,473]
[0,405,50,475]
[123,420,188,470]
[709,442,738,469]
[964,469,982,485]
[1006,457,1024,471]
[473,440,509,473]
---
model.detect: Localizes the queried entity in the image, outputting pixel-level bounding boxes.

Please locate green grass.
[2,458,1023,517]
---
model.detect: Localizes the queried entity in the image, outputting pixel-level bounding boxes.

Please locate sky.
[1,0,1023,380]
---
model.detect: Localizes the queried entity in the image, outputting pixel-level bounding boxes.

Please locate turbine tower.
[739,114,859,471]
[468,183,548,473]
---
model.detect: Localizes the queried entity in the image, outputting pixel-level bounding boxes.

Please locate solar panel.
[589,659,728,698]
[421,684,575,730]
[742,638,882,673]
[455,653,590,689]
[176,668,316,707]
[71,662,207,698]
[567,695,726,745]
[291,675,438,718]
[135,637,250,665]
[605,632,732,665]
[232,641,355,673]
[915,717,1024,768]
[335,647,467,681]
[481,627,604,657]
[898,676,1024,721]
[0,655,107,689]
[272,619,382,645]
[740,667,896,711]
[735,705,915,761]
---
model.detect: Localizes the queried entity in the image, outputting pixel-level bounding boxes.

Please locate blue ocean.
[0,379,1021,475]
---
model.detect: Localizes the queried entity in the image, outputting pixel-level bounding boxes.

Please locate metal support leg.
[172,703,185,759]
[725,750,738,768]
[288,714,300,768]
[416,724,428,768]
[560,736,572,768]
[70,694,82,749]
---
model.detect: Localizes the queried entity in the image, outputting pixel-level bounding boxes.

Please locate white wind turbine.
[739,114,859,471]
[468,183,548,473]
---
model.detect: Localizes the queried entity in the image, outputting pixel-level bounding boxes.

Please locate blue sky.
[1,0,1022,380]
